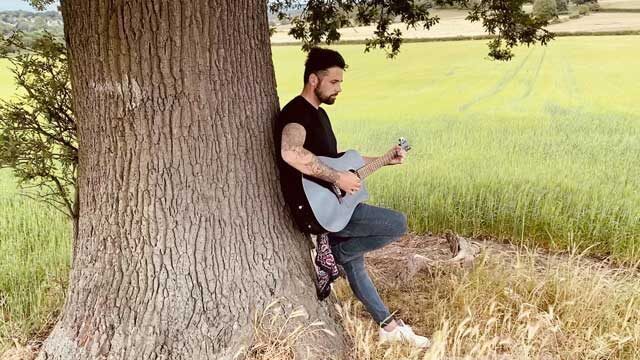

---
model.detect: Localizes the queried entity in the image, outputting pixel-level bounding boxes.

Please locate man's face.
[312,67,343,105]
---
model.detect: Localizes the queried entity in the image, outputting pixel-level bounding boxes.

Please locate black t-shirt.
[274,96,338,233]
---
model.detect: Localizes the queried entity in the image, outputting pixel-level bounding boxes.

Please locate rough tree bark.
[39,1,343,358]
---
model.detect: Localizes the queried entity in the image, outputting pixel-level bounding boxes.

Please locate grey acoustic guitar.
[302,137,411,233]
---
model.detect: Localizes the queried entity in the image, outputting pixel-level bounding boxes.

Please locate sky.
[0,0,59,11]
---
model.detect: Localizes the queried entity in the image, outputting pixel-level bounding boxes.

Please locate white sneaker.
[378,320,431,348]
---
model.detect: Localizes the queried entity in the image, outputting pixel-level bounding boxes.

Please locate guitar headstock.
[398,137,411,151]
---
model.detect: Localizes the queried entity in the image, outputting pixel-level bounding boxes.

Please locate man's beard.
[315,88,337,105]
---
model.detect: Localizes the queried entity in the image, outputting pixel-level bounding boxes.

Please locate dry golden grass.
[336,246,640,359]
[242,237,640,359]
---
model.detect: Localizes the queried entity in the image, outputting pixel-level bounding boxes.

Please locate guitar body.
[301,150,369,233]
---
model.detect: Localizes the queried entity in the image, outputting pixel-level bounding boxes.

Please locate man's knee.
[389,210,408,237]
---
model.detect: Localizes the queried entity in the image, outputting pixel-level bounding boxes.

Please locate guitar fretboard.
[355,149,396,179]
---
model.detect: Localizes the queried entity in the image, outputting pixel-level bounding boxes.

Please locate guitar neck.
[355,150,396,179]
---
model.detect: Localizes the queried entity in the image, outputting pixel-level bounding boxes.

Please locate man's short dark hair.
[303,47,347,84]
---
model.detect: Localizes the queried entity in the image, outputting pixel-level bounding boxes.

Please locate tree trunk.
[39,1,344,359]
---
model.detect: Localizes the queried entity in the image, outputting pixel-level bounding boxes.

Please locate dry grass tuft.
[240,299,339,360]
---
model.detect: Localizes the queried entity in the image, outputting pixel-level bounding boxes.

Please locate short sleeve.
[280,106,313,133]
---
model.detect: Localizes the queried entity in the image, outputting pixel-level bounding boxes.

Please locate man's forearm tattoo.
[281,123,340,183]
[362,156,379,164]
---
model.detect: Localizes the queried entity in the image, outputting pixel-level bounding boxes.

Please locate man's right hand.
[335,171,361,195]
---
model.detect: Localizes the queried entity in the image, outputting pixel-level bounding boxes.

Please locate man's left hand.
[388,145,407,165]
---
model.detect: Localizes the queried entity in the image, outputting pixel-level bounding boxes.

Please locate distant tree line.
[0,10,63,51]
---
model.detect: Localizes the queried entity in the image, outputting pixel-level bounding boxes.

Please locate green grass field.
[273,35,640,261]
[0,36,639,353]
[0,60,15,96]
[0,169,70,351]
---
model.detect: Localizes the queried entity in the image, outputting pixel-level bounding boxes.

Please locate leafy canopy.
[270,0,553,60]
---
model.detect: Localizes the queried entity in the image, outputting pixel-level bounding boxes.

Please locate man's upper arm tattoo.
[281,123,306,153]
[281,123,340,183]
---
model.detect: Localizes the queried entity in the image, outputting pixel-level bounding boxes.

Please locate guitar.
[301,138,412,233]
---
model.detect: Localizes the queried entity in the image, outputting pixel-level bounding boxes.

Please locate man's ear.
[309,73,319,87]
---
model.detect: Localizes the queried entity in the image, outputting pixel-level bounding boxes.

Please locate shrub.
[557,0,569,12]
[578,4,590,15]
[588,2,601,11]
[533,0,558,21]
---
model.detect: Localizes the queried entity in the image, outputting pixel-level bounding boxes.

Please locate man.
[274,47,430,348]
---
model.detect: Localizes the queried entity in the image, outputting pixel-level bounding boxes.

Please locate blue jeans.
[328,203,407,327]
